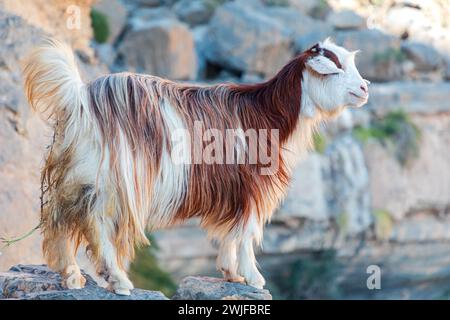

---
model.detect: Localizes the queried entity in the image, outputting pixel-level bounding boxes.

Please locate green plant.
[336,211,350,235]
[129,235,177,297]
[373,48,407,64]
[353,110,421,165]
[372,209,393,241]
[313,132,327,154]
[90,9,110,44]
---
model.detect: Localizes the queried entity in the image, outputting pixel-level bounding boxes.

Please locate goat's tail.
[23,38,86,120]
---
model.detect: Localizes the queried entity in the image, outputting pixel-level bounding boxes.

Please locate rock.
[445,58,450,81]
[365,114,450,220]
[401,41,443,72]
[287,0,331,20]
[335,29,404,82]
[0,0,94,54]
[277,153,329,221]
[382,6,437,40]
[327,10,366,30]
[93,0,128,44]
[118,18,197,80]
[204,2,293,77]
[192,25,208,79]
[174,0,214,26]
[295,30,333,53]
[325,135,372,234]
[130,0,176,7]
[94,43,117,68]
[0,265,168,300]
[366,82,450,115]
[172,276,272,300]
[130,7,176,23]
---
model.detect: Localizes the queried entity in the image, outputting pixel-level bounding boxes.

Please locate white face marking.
[303,38,369,117]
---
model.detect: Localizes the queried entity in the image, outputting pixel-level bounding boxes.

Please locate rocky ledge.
[0,265,271,300]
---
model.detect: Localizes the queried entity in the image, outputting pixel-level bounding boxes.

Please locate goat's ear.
[306,56,343,75]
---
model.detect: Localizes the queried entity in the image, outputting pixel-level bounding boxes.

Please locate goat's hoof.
[114,288,131,296]
[225,275,246,284]
[64,266,86,290]
[245,273,266,290]
[221,269,245,284]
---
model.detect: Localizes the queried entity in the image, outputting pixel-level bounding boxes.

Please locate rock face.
[0,265,271,300]
[204,2,293,77]
[119,18,197,80]
[0,265,168,300]
[172,276,272,300]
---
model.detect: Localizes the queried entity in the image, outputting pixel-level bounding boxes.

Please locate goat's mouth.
[349,92,368,100]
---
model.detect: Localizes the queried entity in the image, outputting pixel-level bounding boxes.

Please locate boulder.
[174,0,214,26]
[118,18,197,80]
[401,41,443,72]
[204,2,293,77]
[93,0,128,44]
[172,276,272,300]
[0,265,168,300]
[327,10,366,30]
[335,29,404,82]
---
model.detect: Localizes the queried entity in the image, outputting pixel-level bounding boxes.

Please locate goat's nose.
[360,83,368,93]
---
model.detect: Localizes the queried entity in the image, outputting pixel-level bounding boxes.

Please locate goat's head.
[301,38,369,117]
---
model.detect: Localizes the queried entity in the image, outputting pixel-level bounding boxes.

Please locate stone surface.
[261,6,332,42]
[93,0,127,44]
[0,0,94,54]
[174,0,214,26]
[118,18,197,80]
[327,10,366,30]
[0,265,168,300]
[366,82,450,115]
[325,135,372,234]
[277,154,328,221]
[365,114,450,220]
[401,41,443,72]
[335,29,403,82]
[172,276,272,300]
[204,2,293,77]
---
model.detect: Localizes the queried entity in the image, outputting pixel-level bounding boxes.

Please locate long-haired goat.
[23,38,369,295]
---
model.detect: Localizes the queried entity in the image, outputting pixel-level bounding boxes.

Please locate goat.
[23,38,369,295]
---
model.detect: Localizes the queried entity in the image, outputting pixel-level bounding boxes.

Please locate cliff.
[0,265,271,300]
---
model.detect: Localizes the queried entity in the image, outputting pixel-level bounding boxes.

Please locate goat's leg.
[216,237,244,283]
[236,215,266,289]
[83,217,134,296]
[43,231,86,289]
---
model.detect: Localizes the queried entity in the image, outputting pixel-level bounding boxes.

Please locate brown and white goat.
[23,38,369,295]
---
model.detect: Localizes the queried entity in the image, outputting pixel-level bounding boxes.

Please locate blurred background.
[0,0,450,299]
